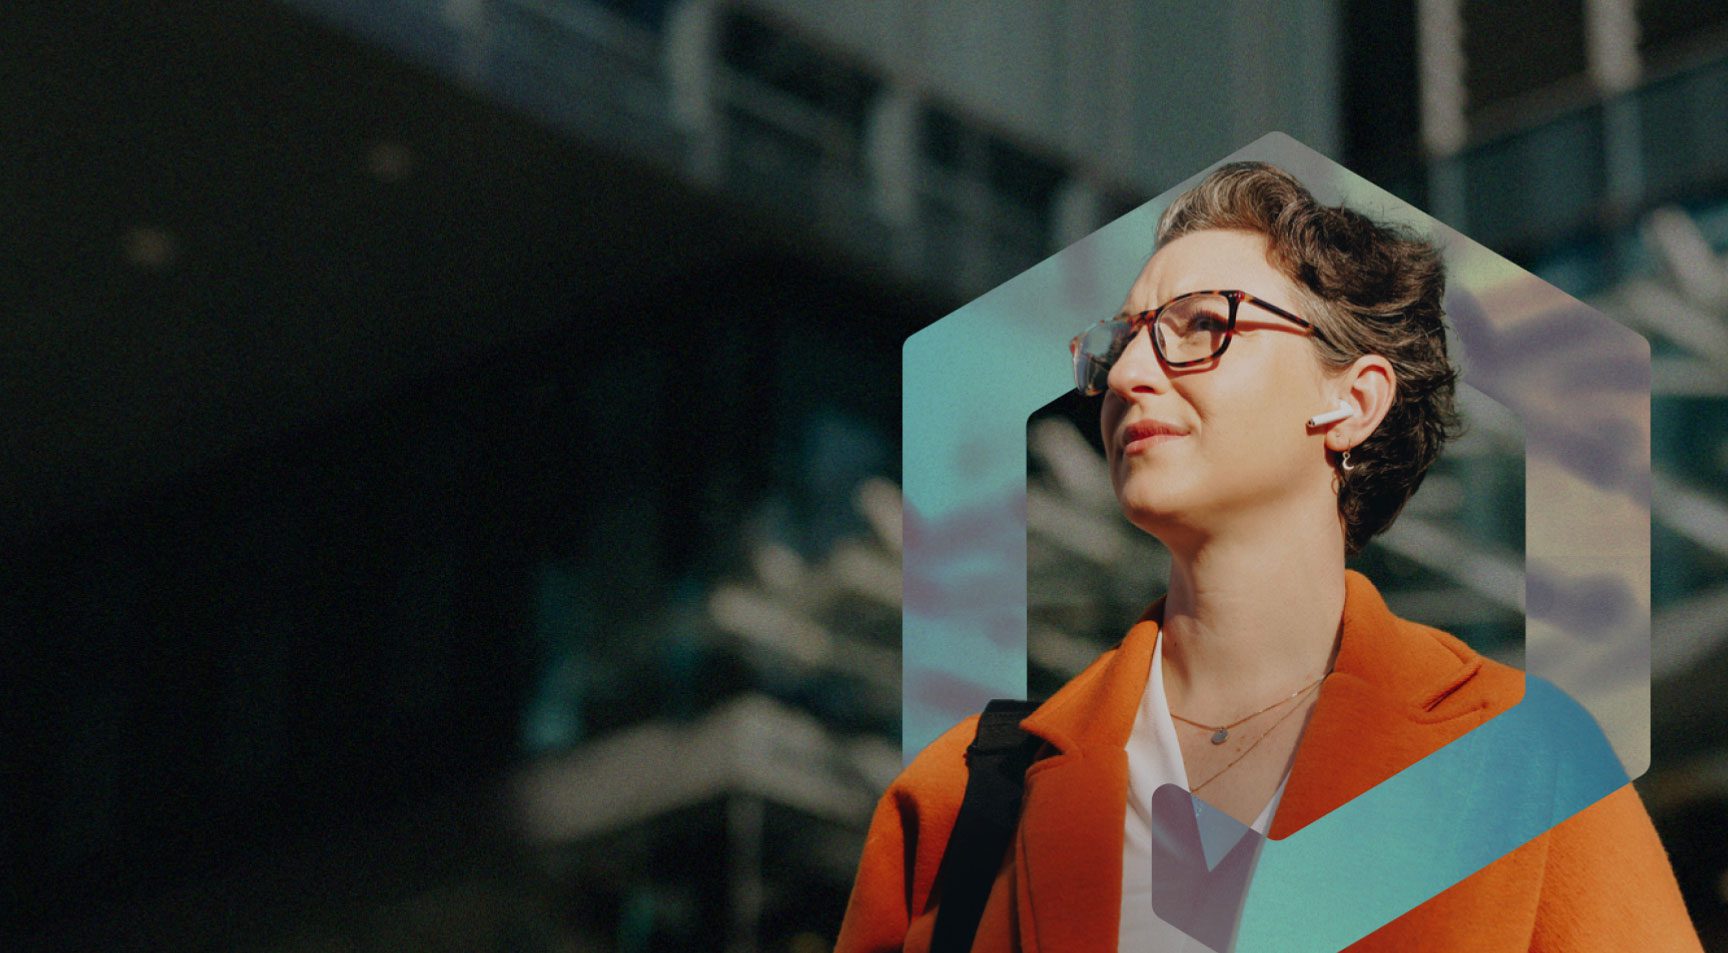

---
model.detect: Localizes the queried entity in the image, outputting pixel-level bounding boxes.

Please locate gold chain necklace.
[1170,672,1326,745]
[1189,679,1322,793]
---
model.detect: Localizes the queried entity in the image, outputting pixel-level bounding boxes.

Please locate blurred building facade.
[5,0,1727,950]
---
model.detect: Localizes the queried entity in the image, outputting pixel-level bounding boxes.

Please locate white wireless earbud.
[1306,398,1356,428]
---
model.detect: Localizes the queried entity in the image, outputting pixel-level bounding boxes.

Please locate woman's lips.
[1124,432,1186,455]
[1121,420,1189,455]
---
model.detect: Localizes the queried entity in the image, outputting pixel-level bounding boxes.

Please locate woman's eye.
[1176,314,1226,335]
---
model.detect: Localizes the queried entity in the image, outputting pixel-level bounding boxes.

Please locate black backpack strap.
[928,698,1045,953]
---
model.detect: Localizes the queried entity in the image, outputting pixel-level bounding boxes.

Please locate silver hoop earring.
[1340,449,1356,472]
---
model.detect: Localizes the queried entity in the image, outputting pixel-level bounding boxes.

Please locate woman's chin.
[1117,495,1193,533]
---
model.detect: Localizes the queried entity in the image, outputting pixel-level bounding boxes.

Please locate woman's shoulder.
[877,712,981,812]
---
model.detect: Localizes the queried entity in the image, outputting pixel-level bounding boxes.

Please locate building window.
[1462,0,1588,119]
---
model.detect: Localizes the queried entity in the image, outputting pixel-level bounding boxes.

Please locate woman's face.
[1100,228,1339,543]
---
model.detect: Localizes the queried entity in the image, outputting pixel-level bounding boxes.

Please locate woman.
[835,162,1702,951]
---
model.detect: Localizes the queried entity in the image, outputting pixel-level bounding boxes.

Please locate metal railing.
[1439,47,1728,258]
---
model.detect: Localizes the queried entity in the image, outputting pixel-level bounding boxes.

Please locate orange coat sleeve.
[835,715,980,953]
[1528,782,1704,951]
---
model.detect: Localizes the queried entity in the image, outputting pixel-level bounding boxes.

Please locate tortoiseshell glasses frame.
[1068,289,1323,396]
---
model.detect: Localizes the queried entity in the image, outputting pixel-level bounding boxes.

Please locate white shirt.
[1118,633,1292,952]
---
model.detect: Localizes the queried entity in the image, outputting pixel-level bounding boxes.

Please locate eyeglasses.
[1068,289,1321,396]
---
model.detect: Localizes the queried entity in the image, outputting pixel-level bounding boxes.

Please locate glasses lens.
[1155,294,1231,364]
[1075,319,1130,394]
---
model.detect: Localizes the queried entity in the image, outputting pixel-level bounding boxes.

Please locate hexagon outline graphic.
[901,133,1649,949]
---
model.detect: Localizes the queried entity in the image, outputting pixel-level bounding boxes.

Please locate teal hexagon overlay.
[902,133,1649,949]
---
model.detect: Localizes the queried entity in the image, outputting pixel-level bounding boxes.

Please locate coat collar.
[1004,569,1513,950]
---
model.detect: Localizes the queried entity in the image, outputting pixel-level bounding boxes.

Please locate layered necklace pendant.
[1175,672,1330,749]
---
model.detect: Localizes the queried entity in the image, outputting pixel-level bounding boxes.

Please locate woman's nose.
[1106,325,1170,398]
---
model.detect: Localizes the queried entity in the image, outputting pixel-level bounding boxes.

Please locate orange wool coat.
[835,570,1703,952]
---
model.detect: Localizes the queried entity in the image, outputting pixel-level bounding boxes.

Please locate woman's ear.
[1327,356,1396,452]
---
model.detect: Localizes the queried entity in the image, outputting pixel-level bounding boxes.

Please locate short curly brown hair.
[1154,161,1463,555]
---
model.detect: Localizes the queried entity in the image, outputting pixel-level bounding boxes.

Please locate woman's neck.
[1157,521,1347,722]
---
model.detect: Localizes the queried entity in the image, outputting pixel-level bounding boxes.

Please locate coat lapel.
[1011,600,1161,952]
[1007,570,1507,950]
[1266,570,1509,840]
